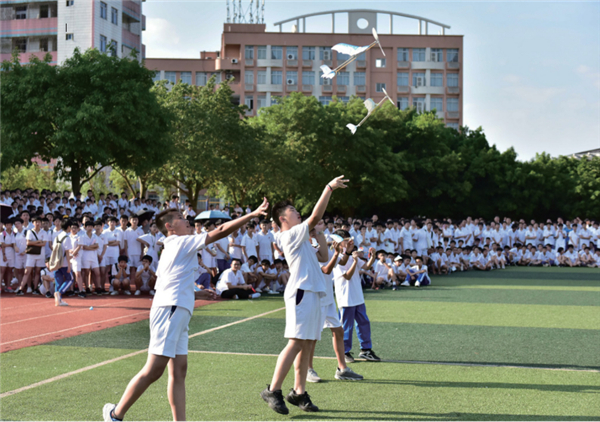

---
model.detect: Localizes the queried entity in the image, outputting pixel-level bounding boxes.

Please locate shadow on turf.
[351,359,600,372]
[290,410,600,421]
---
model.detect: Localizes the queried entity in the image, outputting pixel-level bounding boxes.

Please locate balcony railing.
[302,84,313,92]
[447,86,459,94]
[302,60,312,67]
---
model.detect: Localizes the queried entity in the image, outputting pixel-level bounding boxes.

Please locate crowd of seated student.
[2,186,598,301]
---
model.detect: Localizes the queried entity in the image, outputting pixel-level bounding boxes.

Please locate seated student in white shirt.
[563,245,580,267]
[240,255,259,287]
[544,245,558,266]
[256,259,278,293]
[579,247,594,267]
[489,245,506,269]
[517,245,532,266]
[134,255,157,296]
[390,255,406,288]
[404,256,431,287]
[530,244,545,267]
[447,248,462,272]
[216,258,260,300]
[590,249,600,268]
[427,247,441,275]
[372,250,392,289]
[193,253,212,291]
[273,259,290,293]
[110,255,132,295]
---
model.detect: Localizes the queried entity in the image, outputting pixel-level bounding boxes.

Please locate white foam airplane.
[321,28,385,80]
[346,87,395,134]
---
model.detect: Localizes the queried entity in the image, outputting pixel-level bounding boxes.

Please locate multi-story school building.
[0,0,145,65]
[145,9,463,129]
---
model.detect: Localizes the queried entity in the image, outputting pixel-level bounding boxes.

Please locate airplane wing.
[331,43,370,57]
[363,98,377,113]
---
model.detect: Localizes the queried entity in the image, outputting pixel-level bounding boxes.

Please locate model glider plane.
[321,28,385,79]
[346,87,395,134]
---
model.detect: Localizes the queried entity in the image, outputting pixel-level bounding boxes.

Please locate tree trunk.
[138,176,146,199]
[70,162,82,195]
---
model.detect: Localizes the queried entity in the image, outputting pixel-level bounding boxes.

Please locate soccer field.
[2,267,599,421]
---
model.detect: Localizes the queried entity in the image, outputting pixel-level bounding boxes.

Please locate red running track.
[0,293,216,353]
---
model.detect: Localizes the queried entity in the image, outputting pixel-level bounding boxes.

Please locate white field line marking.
[1,298,150,326]
[0,306,285,398]
[188,350,600,373]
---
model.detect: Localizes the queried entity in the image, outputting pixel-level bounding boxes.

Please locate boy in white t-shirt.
[134,255,157,296]
[215,258,260,300]
[104,200,268,422]
[260,176,347,415]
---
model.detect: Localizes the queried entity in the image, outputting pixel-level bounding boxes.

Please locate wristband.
[327,184,333,192]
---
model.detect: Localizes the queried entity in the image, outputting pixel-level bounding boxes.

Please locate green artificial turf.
[1,267,598,421]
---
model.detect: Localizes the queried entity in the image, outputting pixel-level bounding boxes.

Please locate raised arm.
[206,198,269,245]
[321,242,341,275]
[305,176,348,231]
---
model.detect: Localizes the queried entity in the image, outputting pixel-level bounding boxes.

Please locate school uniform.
[102,228,122,267]
[69,233,82,273]
[318,249,342,330]
[79,232,100,269]
[241,233,258,261]
[25,228,49,268]
[138,233,160,271]
[1,230,15,268]
[53,232,73,289]
[216,268,252,299]
[125,226,144,267]
[405,264,431,286]
[400,227,413,251]
[373,260,390,281]
[150,233,208,358]
[256,231,274,263]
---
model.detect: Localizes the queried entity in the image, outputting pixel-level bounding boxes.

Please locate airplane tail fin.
[320,64,335,79]
[346,123,358,134]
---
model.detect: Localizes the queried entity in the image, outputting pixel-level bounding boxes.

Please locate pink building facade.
[145,10,463,129]
[0,0,145,65]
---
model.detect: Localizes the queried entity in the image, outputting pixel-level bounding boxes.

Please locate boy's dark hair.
[231,258,242,265]
[118,255,128,263]
[61,219,72,231]
[261,259,271,266]
[247,222,256,229]
[32,216,42,222]
[273,259,282,265]
[415,256,423,261]
[156,208,179,236]
[84,220,94,227]
[108,216,118,223]
[120,215,128,220]
[94,220,103,226]
[142,255,153,263]
[271,200,293,227]
[333,229,350,238]
[248,255,258,263]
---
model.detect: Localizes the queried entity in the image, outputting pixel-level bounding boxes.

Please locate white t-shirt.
[228,233,243,259]
[102,228,122,258]
[214,237,229,260]
[136,264,153,285]
[278,222,326,299]
[112,263,130,277]
[256,231,274,258]
[333,255,365,308]
[241,233,258,259]
[374,260,390,279]
[125,227,144,256]
[400,227,413,250]
[79,232,100,261]
[152,233,208,314]
[215,268,244,295]
[26,229,50,258]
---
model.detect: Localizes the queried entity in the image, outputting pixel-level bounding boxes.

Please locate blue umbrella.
[194,210,232,223]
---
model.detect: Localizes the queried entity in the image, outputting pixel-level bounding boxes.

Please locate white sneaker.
[150,290,155,296]
[26,287,32,293]
[134,290,141,296]
[102,403,117,422]
[255,288,262,293]
[400,281,410,287]
[268,290,279,295]
[250,293,261,299]
[415,280,421,287]
[59,301,69,307]
[124,290,131,295]
[110,291,119,296]
[307,368,321,383]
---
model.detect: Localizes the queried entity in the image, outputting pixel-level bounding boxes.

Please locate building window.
[447,49,459,62]
[257,70,267,84]
[271,70,282,85]
[376,83,386,92]
[375,58,386,68]
[447,122,459,130]
[40,5,49,18]
[397,48,409,61]
[302,46,315,60]
[357,52,366,61]
[447,73,459,87]
[100,2,107,19]
[244,70,254,85]
[430,73,443,87]
[337,96,349,103]
[180,71,192,85]
[257,95,267,110]
[111,7,118,25]
[397,97,409,110]
[354,72,365,86]
[447,98,459,112]
[286,71,298,85]
[413,97,426,112]
[286,46,297,60]
[412,72,426,87]
[110,40,117,57]
[337,71,349,86]
[431,48,443,62]
[152,71,161,83]
[211,73,221,84]
[245,45,254,59]
[14,38,27,53]
[39,38,49,52]
[99,35,107,53]
[257,46,266,59]
[66,0,74,6]
[196,72,207,86]
[430,97,443,112]
[66,33,74,40]
[319,96,332,106]
[397,72,409,86]
[271,46,283,60]
[412,48,425,62]
[302,71,315,85]
[15,6,27,19]
[245,95,253,110]
[320,47,332,60]
[164,71,176,84]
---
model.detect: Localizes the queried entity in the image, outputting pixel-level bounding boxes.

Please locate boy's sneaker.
[359,349,381,362]
[250,292,261,299]
[110,291,119,296]
[260,386,289,415]
[124,290,131,295]
[65,290,75,297]
[134,290,141,296]
[45,291,53,298]
[344,352,355,363]
[26,287,32,293]
[400,281,410,287]
[285,389,319,412]
[335,366,364,381]
[102,403,122,421]
[306,368,321,383]
[78,291,86,298]
[32,289,40,295]
[415,280,421,287]
[102,289,109,295]
[85,288,91,294]
[15,289,24,296]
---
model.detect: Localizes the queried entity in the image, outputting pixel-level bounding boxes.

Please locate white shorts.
[418,249,429,257]
[129,255,141,268]
[284,289,322,341]
[81,258,99,269]
[148,305,191,358]
[71,258,81,273]
[14,254,26,269]
[102,255,118,267]
[25,255,45,268]
[321,302,342,330]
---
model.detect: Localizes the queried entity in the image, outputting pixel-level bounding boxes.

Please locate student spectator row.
[1,187,598,299]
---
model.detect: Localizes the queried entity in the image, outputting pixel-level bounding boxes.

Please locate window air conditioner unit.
[231,58,238,64]
[430,53,438,62]
[322,51,331,60]
[226,72,234,80]
[286,79,295,85]
[416,77,423,87]
[287,53,295,60]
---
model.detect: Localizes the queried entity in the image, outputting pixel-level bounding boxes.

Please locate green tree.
[1,48,172,194]
[1,164,70,192]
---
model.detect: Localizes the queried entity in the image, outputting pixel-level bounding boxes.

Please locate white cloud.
[144,18,194,58]
[575,65,600,88]
[502,74,521,84]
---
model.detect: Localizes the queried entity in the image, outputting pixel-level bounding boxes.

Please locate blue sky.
[143,0,600,161]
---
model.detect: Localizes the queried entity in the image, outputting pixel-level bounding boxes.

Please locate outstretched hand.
[328,176,349,191]
[251,198,269,218]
